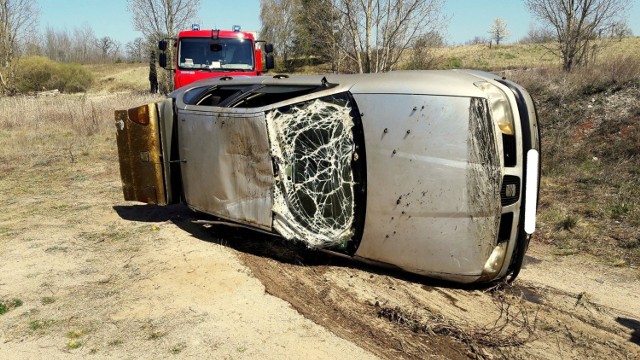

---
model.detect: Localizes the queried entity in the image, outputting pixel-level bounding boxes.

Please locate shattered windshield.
[178,37,254,71]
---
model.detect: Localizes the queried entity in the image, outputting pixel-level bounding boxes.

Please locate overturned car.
[115,70,540,283]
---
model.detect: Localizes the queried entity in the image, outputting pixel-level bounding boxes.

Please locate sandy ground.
[0,199,375,358]
[0,95,638,359]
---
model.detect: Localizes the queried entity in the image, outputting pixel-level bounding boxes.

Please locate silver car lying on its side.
[115,70,541,283]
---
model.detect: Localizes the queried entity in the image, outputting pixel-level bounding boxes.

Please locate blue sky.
[38,0,640,46]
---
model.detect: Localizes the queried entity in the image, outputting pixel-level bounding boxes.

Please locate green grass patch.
[447,57,462,68]
[557,215,579,231]
[0,298,23,315]
[14,56,93,94]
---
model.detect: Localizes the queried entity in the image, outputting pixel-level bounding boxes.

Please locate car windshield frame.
[177,37,255,71]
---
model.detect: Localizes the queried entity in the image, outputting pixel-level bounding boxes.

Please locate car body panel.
[177,109,274,230]
[351,93,502,280]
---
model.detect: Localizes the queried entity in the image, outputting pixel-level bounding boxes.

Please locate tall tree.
[127,0,200,91]
[44,27,73,62]
[127,0,200,41]
[295,0,343,70]
[71,26,99,64]
[525,0,631,72]
[488,18,509,46]
[0,0,39,93]
[260,0,298,66]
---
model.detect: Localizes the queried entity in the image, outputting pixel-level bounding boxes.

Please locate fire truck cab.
[159,25,274,90]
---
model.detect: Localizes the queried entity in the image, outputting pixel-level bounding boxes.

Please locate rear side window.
[183,85,251,106]
[182,82,337,108]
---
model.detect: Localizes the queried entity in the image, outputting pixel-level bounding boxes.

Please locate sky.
[38,0,640,46]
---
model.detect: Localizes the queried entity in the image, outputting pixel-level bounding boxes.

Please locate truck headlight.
[474,81,515,135]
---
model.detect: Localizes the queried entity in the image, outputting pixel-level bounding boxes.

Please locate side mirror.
[265,54,275,71]
[159,52,167,68]
[264,43,274,54]
[158,40,167,51]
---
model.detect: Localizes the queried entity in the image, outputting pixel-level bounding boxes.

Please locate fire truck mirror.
[158,40,167,51]
[266,54,275,70]
[158,52,167,68]
[264,43,274,54]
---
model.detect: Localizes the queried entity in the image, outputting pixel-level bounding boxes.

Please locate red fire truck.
[158,25,274,90]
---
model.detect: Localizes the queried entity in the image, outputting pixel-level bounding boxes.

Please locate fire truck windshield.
[178,37,254,71]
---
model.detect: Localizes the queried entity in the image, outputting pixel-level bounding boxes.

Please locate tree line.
[1,2,149,68]
[20,26,148,64]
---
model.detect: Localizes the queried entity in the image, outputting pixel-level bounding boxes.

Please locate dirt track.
[1,95,639,359]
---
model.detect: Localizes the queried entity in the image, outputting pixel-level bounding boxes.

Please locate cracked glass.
[266,94,356,248]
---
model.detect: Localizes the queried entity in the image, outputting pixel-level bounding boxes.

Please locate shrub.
[14,56,93,94]
[448,57,462,68]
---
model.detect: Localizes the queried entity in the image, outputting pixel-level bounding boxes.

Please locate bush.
[14,56,93,94]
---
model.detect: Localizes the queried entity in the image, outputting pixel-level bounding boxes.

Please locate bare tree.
[127,0,200,91]
[0,0,38,66]
[126,37,147,62]
[317,0,446,73]
[36,26,104,64]
[405,31,444,70]
[488,17,509,46]
[525,0,631,72]
[44,27,74,62]
[96,36,116,59]
[72,26,99,64]
[466,36,489,46]
[519,25,555,44]
[128,0,200,41]
[0,0,39,93]
[609,21,632,40]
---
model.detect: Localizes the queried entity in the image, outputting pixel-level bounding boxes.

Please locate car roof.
[172,70,494,98]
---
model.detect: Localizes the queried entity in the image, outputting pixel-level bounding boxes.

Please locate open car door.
[115,99,177,205]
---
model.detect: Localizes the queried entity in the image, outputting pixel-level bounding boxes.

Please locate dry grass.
[0,93,160,183]
[431,36,640,71]
[505,55,640,268]
[84,63,150,93]
[432,42,560,70]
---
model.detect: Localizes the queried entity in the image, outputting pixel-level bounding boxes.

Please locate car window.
[182,83,338,108]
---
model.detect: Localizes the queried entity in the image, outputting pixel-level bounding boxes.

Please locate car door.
[115,99,176,205]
